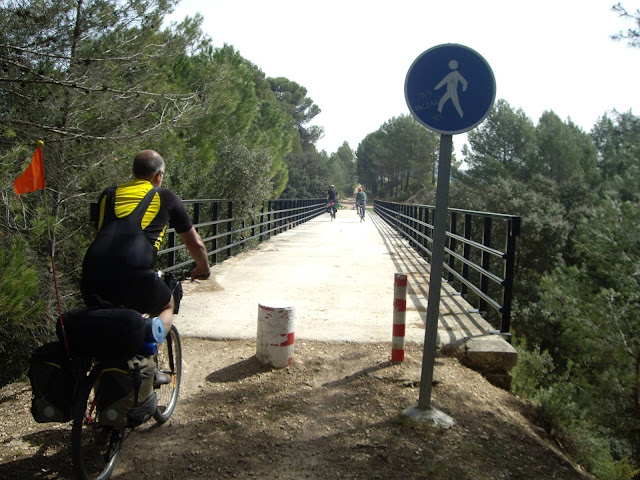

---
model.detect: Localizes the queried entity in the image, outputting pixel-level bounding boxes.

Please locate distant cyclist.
[355,187,367,220]
[326,184,339,216]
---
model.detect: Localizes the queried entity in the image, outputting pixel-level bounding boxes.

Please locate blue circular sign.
[405,44,496,135]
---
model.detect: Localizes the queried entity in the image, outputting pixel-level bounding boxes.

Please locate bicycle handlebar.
[159,268,209,283]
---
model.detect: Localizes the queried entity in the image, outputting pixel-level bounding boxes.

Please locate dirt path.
[0,338,591,479]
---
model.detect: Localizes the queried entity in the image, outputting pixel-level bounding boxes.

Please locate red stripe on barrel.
[273,332,295,347]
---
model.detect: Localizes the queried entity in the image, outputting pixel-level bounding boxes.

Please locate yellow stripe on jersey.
[97,179,160,231]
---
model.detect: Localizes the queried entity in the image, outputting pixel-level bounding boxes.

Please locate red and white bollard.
[392,273,408,363]
[256,301,296,368]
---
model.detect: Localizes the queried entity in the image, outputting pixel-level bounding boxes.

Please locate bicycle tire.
[71,378,124,480]
[153,324,182,424]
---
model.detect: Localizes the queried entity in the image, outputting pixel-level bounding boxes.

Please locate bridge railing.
[374,200,520,334]
[161,198,327,272]
[91,197,327,273]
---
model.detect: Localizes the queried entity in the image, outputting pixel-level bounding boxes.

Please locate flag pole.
[39,141,71,358]
[14,140,70,356]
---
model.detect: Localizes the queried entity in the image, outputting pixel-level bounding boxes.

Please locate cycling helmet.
[330,184,334,188]
[357,187,362,192]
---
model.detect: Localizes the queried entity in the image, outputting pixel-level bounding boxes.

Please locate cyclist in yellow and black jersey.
[81,150,210,336]
[94,178,190,252]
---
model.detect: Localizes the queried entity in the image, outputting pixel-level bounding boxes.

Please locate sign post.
[403,44,495,425]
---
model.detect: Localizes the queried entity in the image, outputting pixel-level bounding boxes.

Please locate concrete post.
[392,273,408,363]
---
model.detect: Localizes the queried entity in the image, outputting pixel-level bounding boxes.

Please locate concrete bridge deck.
[176,207,501,349]
[176,206,517,387]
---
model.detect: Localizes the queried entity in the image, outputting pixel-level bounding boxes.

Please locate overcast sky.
[168,0,639,156]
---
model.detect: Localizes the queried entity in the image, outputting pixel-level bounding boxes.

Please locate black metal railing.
[91,198,326,273]
[374,200,520,334]
[160,198,326,272]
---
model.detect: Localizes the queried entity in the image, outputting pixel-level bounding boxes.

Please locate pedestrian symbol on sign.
[435,59,468,118]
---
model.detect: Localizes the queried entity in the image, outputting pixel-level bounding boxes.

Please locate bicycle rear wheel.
[72,379,124,480]
[153,324,182,424]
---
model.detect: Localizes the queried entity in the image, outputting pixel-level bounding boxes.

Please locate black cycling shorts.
[82,268,171,315]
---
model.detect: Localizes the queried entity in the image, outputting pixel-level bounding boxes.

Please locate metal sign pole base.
[402,406,456,429]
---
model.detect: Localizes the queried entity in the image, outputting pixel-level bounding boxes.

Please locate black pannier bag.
[28,341,75,423]
[97,354,157,428]
[57,307,146,358]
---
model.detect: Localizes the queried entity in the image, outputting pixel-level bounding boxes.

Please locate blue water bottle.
[140,317,165,355]
[145,317,165,343]
[140,341,157,355]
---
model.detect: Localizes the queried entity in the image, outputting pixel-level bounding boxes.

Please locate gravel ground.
[0,338,592,480]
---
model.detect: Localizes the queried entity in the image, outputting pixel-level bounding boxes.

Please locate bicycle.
[356,203,366,222]
[70,270,187,480]
[328,201,337,221]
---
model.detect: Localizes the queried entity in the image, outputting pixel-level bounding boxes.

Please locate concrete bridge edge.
[441,335,518,391]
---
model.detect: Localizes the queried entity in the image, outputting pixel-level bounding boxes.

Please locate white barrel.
[256,301,296,368]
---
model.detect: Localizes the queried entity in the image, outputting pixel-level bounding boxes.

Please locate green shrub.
[593,458,640,480]
[512,343,639,479]
[536,377,638,480]
[511,338,554,398]
[0,238,51,386]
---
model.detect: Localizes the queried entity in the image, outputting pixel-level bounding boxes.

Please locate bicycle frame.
[328,201,336,220]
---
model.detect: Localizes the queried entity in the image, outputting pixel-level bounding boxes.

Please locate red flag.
[14,140,45,196]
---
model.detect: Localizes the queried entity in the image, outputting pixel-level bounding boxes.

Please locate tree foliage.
[452,105,640,477]
[329,142,357,197]
[268,77,323,152]
[280,150,331,199]
[592,111,640,201]
[0,0,323,386]
[0,238,46,386]
[612,2,640,46]
[463,99,538,184]
[355,115,439,200]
